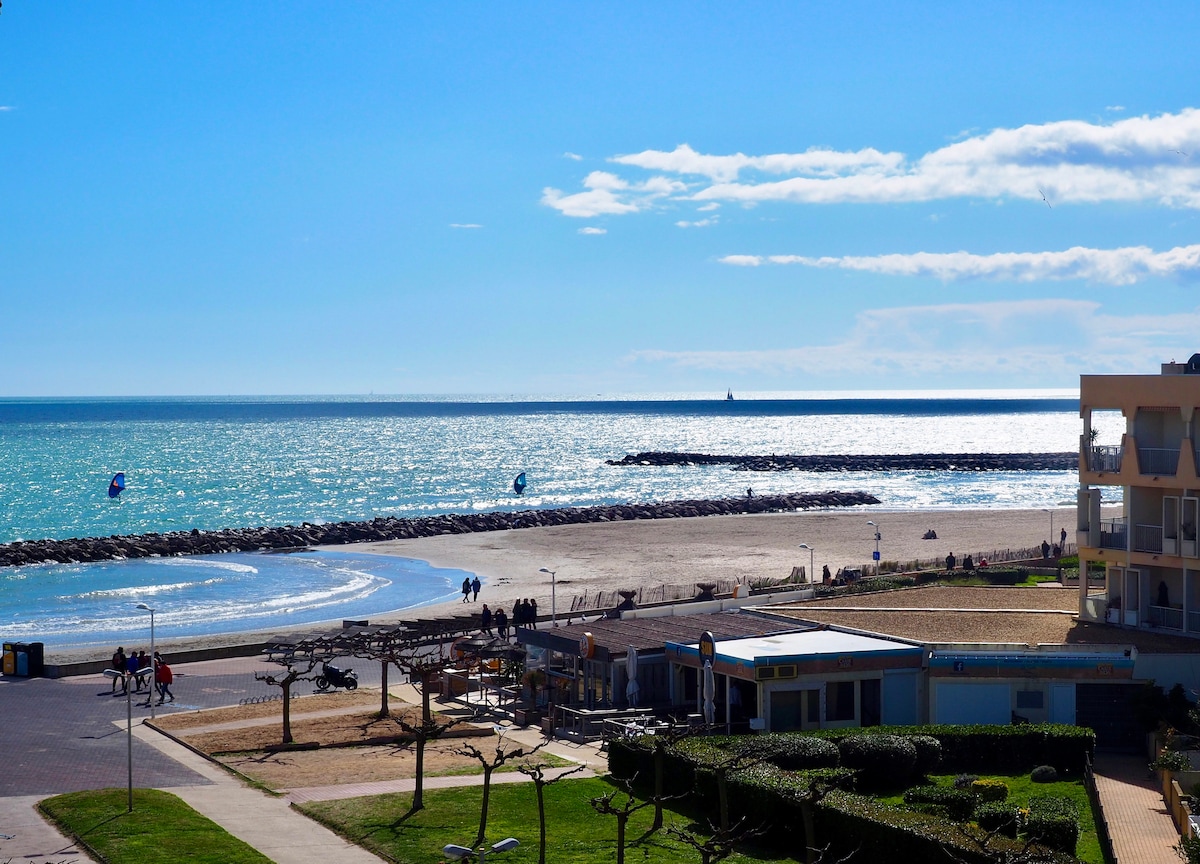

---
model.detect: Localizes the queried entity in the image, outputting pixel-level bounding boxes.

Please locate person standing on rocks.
[471,575,481,602]
[462,577,471,603]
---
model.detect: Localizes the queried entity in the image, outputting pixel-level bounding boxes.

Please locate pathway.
[1093,753,1181,864]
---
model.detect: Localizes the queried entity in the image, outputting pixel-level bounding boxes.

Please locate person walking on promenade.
[1060,526,1067,552]
[471,576,481,602]
[529,598,537,624]
[461,577,471,603]
[125,650,141,691]
[155,654,174,704]
[495,607,508,639]
[111,647,127,693]
[481,603,493,636]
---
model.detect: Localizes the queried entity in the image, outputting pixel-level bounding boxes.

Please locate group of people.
[479,597,539,639]
[460,576,482,602]
[110,646,174,704]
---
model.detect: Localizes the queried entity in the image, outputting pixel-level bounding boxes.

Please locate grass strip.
[39,788,274,864]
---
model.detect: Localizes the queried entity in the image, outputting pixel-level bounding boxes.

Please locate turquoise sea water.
[0,392,1100,648]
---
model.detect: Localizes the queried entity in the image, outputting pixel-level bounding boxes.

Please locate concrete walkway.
[1093,753,1181,864]
[0,795,98,864]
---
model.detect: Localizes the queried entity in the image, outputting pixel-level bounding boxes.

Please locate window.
[826,681,855,722]
[1016,690,1044,710]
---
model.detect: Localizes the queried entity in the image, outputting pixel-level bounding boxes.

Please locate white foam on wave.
[68,576,225,600]
[145,557,259,575]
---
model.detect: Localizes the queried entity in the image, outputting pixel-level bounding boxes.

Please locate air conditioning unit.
[754,664,798,681]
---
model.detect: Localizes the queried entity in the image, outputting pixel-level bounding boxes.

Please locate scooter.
[315,661,358,691]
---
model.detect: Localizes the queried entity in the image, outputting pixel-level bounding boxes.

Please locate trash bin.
[13,642,44,678]
[1,642,15,676]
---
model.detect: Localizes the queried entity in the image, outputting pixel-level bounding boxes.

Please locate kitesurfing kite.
[108,472,126,499]
[513,472,527,495]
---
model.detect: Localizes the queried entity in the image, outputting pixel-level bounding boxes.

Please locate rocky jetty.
[0,490,878,568]
[606,451,1076,472]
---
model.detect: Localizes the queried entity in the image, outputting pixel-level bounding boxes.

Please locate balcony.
[1139,447,1180,476]
[1148,605,1184,631]
[1088,445,1123,473]
[1189,610,1200,633]
[1100,517,1127,551]
[1134,523,1164,554]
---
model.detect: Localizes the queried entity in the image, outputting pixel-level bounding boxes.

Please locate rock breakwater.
[0,490,878,568]
[606,451,1076,472]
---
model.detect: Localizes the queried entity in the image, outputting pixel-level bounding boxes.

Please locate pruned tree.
[516,755,587,864]
[389,642,456,815]
[706,744,772,832]
[254,651,323,745]
[590,775,653,864]
[944,823,1061,864]
[665,816,765,864]
[457,735,532,846]
[640,723,704,830]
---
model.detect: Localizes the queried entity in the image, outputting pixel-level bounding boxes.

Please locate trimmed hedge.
[1026,795,1080,855]
[902,785,978,821]
[909,734,943,777]
[838,734,918,789]
[735,733,841,770]
[970,778,1010,803]
[975,801,1020,838]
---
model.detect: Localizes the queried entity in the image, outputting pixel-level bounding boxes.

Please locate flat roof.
[669,627,923,665]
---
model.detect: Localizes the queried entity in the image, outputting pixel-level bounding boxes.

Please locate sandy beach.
[51,505,1083,663]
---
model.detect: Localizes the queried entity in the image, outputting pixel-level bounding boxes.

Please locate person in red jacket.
[154,654,175,704]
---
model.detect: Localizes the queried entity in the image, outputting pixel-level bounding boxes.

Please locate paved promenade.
[1093,753,1182,864]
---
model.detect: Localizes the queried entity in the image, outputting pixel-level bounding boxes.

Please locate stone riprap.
[605,451,1077,472]
[0,490,878,567]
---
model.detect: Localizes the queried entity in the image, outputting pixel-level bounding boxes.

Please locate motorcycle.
[315,661,358,691]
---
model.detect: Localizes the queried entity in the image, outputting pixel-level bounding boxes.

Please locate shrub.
[1025,795,1079,855]
[902,785,978,821]
[970,778,1009,803]
[975,801,1020,838]
[737,734,840,770]
[838,735,918,789]
[909,735,943,777]
[952,773,980,789]
[1030,765,1058,783]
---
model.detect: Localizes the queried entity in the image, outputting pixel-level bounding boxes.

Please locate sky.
[3,2,1200,396]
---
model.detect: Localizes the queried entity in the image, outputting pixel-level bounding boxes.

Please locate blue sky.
[3,2,1200,396]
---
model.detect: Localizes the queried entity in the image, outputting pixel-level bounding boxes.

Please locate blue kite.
[513,472,527,495]
[108,472,126,499]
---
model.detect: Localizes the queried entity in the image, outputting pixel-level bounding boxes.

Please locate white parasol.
[625,645,640,708]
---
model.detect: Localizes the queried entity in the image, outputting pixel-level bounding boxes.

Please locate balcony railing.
[1139,447,1180,476]
[1189,611,1200,633]
[1134,523,1164,554]
[1100,517,1127,551]
[1148,605,1184,631]
[1088,445,1123,473]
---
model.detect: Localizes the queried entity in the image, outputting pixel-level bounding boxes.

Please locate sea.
[0,391,1105,649]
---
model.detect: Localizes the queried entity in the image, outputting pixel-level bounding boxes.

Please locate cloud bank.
[720,244,1200,285]
[547,109,1200,215]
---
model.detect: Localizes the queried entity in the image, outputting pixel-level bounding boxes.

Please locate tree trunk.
[801,802,816,864]
[536,782,547,864]
[652,748,664,830]
[475,765,495,846]
[717,769,729,832]
[379,660,390,717]
[412,728,426,812]
[616,814,627,864]
[281,680,293,744]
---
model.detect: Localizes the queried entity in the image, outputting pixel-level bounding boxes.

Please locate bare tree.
[254,651,323,745]
[665,816,765,864]
[638,723,704,831]
[389,644,456,815]
[457,735,532,847]
[589,776,653,864]
[516,757,587,864]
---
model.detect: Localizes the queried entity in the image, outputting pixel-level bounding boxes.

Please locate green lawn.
[300,776,784,863]
[39,789,274,864]
[877,772,1102,864]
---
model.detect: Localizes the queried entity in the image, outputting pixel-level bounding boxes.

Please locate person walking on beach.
[461,577,471,603]
[471,576,481,602]
[111,647,127,693]
[155,655,174,704]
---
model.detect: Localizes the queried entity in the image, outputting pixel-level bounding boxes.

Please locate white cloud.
[627,299,1200,382]
[722,243,1200,285]
[0,106,12,112]
[541,170,686,218]
[675,217,718,228]
[1106,105,1126,112]
[697,202,720,212]
[578,226,607,235]
[564,152,583,161]
[449,223,483,229]
[548,109,1200,213]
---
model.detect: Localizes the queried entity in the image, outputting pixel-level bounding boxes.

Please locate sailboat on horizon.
[726,388,734,401]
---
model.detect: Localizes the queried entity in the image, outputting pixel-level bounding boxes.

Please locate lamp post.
[444,837,519,862]
[136,603,156,720]
[798,543,814,583]
[1042,508,1054,549]
[538,568,557,627]
[867,520,881,576]
[125,671,133,811]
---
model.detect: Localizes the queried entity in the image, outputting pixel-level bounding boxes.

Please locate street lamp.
[1042,508,1054,548]
[538,568,557,627]
[136,603,156,720]
[444,837,519,862]
[798,543,815,583]
[867,521,882,576]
